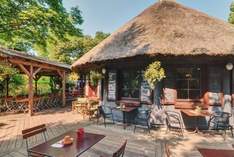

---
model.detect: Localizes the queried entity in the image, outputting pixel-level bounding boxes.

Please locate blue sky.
[63,0,233,36]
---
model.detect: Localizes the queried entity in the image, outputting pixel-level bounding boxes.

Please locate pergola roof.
[0,47,71,71]
[72,1,234,68]
[0,46,69,116]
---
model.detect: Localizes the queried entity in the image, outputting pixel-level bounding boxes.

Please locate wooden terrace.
[0,107,234,157]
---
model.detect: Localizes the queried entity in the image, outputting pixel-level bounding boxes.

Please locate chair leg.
[230,126,233,137]
[104,118,106,128]
[147,124,150,133]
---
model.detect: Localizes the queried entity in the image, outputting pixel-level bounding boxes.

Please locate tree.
[0,0,83,51]
[52,31,110,64]
[228,1,234,24]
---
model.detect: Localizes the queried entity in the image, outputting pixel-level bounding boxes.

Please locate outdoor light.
[102,68,106,74]
[226,63,233,71]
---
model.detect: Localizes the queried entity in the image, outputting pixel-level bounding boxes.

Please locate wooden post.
[62,71,66,107]
[34,75,41,96]
[28,65,34,116]
[6,76,9,97]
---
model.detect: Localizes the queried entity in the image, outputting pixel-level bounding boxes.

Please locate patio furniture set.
[72,97,99,120]
[97,104,233,137]
[22,124,127,157]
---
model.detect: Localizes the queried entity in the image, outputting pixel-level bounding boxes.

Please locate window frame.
[118,69,142,101]
[175,65,202,100]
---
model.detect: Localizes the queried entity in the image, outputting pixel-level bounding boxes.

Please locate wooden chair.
[100,140,127,157]
[87,98,99,120]
[22,124,47,157]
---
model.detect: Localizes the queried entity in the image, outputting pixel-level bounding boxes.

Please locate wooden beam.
[62,71,66,107]
[57,70,63,78]
[9,58,68,72]
[28,65,34,116]
[33,67,42,78]
[18,64,30,76]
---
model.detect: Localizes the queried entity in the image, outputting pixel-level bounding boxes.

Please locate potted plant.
[89,70,103,87]
[144,61,166,89]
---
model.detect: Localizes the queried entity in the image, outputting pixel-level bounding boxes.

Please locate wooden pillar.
[28,65,34,116]
[6,76,9,97]
[34,75,41,96]
[62,71,66,107]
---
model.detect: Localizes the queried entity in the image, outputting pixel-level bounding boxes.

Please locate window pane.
[176,80,188,89]
[120,70,141,99]
[177,90,188,99]
[176,66,201,99]
[189,79,200,89]
[189,90,200,99]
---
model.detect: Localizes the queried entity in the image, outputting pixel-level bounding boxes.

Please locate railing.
[0,94,63,113]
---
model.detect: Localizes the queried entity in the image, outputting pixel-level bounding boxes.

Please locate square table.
[29,131,105,157]
[115,106,138,129]
[181,110,211,133]
[198,148,234,157]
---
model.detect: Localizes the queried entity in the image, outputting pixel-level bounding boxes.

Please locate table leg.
[123,111,126,129]
[195,117,199,133]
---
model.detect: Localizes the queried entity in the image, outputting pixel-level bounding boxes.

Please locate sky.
[63,0,233,36]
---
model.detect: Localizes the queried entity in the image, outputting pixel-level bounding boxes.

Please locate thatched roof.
[72,1,234,68]
[0,47,71,70]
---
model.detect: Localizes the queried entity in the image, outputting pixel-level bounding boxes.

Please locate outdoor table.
[29,131,105,157]
[198,148,234,157]
[181,110,211,133]
[115,106,138,129]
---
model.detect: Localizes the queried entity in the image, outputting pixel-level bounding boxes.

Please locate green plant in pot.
[89,70,103,87]
[144,61,166,89]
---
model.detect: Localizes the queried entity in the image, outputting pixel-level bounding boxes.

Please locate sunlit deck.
[0,107,234,157]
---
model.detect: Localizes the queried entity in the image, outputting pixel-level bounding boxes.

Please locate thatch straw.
[72,1,234,68]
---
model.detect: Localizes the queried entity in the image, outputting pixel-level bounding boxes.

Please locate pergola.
[0,47,71,116]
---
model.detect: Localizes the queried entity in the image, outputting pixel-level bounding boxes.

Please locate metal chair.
[208,111,233,137]
[165,111,183,136]
[22,124,48,157]
[133,108,151,133]
[100,140,127,157]
[98,105,114,127]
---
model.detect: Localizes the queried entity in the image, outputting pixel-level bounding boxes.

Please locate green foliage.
[89,70,103,87]
[228,1,234,24]
[37,76,52,95]
[52,31,110,64]
[144,61,166,89]
[0,62,19,81]
[0,0,83,51]
[9,74,27,96]
[67,72,79,88]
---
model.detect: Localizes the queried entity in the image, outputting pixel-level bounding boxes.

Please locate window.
[119,70,141,99]
[176,66,201,99]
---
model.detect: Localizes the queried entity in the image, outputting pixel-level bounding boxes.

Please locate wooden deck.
[0,107,234,157]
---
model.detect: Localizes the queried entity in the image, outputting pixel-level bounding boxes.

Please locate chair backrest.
[77,97,88,104]
[113,140,127,157]
[22,124,47,140]
[215,112,231,126]
[165,111,182,128]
